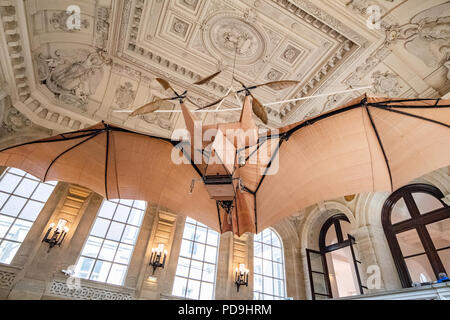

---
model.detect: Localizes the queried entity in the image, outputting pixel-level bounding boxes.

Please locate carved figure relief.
[49,11,89,31]
[37,50,111,109]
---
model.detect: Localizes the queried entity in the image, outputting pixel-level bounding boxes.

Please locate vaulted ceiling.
[0,0,449,141]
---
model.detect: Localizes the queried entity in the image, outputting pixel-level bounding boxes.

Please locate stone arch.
[299,201,357,299]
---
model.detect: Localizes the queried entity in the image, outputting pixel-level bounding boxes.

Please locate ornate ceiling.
[0,0,449,141]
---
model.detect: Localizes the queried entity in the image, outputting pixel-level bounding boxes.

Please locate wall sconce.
[235,264,249,292]
[149,244,168,275]
[42,219,69,252]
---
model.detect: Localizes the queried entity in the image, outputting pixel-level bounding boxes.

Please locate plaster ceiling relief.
[35,48,112,111]
[204,14,266,65]
[123,0,362,123]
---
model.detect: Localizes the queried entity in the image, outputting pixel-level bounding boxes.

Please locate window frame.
[253,227,287,300]
[0,167,57,265]
[172,217,220,300]
[74,199,146,286]
[382,183,449,287]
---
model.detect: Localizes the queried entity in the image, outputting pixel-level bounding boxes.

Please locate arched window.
[320,214,363,298]
[306,214,364,300]
[253,228,286,300]
[172,217,219,300]
[74,199,146,286]
[0,168,57,264]
[382,184,449,287]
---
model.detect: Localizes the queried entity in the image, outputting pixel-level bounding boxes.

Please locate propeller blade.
[156,78,176,94]
[256,80,299,91]
[193,71,222,86]
[130,99,173,116]
[251,94,268,125]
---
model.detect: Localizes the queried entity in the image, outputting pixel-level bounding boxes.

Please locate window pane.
[14,179,38,198]
[115,244,133,264]
[81,236,103,258]
[325,225,338,246]
[119,199,133,206]
[405,254,436,283]
[391,197,411,224]
[0,192,8,208]
[0,240,20,264]
[107,264,127,286]
[0,173,21,193]
[206,231,218,246]
[19,200,44,221]
[172,277,187,297]
[5,219,32,242]
[121,225,139,244]
[90,260,111,282]
[75,256,95,279]
[91,218,110,238]
[98,240,119,261]
[426,219,450,250]
[176,257,190,277]
[202,263,215,282]
[204,245,217,264]
[274,279,284,297]
[272,247,282,263]
[263,277,273,294]
[192,243,205,261]
[114,205,130,223]
[183,223,196,241]
[262,244,271,260]
[254,241,262,258]
[106,222,125,241]
[98,201,116,219]
[0,215,14,238]
[180,240,193,258]
[199,282,214,300]
[8,168,26,176]
[189,260,203,280]
[127,209,144,226]
[273,262,283,279]
[397,229,425,257]
[254,258,262,274]
[254,275,262,292]
[194,227,207,243]
[31,184,55,202]
[1,196,27,217]
[413,193,444,214]
[262,229,271,244]
[186,280,201,299]
[133,200,146,210]
[272,232,281,248]
[263,259,273,277]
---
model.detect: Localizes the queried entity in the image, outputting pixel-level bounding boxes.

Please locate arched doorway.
[382,184,449,287]
[306,214,365,299]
